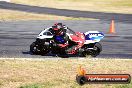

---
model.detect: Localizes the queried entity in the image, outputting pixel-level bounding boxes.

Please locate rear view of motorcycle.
[30,27,104,57]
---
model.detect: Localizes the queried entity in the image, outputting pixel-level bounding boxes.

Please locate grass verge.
[0,58,132,88]
[12,0,132,14]
[0,9,96,21]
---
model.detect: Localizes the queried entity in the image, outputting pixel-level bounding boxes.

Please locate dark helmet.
[52,23,64,35]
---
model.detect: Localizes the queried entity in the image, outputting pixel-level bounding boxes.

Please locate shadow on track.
[22,51,80,58]
[22,51,132,59]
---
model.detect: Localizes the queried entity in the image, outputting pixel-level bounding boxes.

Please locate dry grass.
[12,0,132,14]
[0,9,94,21]
[0,58,132,88]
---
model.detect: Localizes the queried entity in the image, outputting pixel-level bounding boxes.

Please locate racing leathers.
[50,23,83,54]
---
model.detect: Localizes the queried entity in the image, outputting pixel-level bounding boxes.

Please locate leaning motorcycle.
[30,27,104,57]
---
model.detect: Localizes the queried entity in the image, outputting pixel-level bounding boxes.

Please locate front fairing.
[37,27,53,39]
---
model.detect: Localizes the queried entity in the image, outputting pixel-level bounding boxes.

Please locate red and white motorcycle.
[30,27,104,57]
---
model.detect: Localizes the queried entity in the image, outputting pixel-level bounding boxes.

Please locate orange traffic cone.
[108,20,115,34]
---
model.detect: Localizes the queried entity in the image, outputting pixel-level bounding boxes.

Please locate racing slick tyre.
[90,42,102,57]
[76,75,86,85]
[30,42,49,55]
[82,42,102,57]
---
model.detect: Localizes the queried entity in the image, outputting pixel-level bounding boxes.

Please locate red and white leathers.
[50,23,85,54]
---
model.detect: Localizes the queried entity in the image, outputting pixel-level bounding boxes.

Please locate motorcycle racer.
[50,23,84,54]
[50,23,68,44]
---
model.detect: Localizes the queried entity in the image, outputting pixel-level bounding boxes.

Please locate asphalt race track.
[0,2,132,58]
[0,20,132,58]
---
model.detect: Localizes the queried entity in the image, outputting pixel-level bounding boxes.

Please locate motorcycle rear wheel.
[30,42,49,55]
